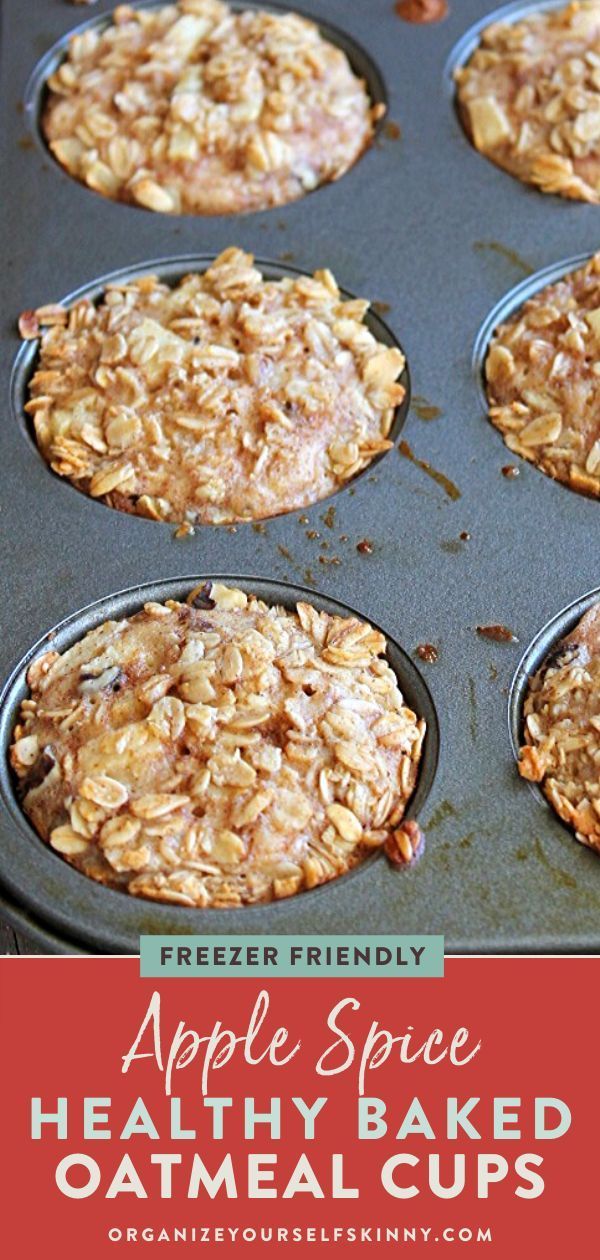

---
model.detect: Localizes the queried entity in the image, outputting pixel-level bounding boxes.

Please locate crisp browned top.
[23,249,404,525]
[456,1,600,202]
[519,602,600,855]
[485,253,600,499]
[43,0,380,215]
[10,583,426,907]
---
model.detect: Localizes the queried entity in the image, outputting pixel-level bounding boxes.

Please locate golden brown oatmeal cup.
[484,252,600,498]
[9,581,426,907]
[20,248,406,525]
[455,0,600,202]
[42,0,383,215]
[518,602,600,855]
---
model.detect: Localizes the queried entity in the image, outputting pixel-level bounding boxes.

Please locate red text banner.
[0,958,595,1256]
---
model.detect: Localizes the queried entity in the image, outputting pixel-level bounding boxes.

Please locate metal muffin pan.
[1,0,599,953]
[11,254,411,508]
[0,882,88,955]
[0,576,439,955]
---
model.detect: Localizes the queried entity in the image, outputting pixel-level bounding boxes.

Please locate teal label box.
[140,935,444,978]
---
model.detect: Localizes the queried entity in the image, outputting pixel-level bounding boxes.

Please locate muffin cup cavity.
[0,576,439,952]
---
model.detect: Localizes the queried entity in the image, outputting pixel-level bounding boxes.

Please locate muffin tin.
[1,0,599,953]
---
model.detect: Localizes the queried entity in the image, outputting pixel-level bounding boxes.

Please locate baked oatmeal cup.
[484,252,600,498]
[518,602,600,855]
[9,581,426,907]
[42,0,383,215]
[20,248,406,524]
[455,0,600,203]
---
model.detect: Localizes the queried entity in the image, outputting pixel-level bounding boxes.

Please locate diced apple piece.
[468,96,511,150]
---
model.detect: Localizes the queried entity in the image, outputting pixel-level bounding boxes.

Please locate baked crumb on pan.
[455,0,600,202]
[485,252,600,499]
[43,0,382,215]
[519,603,600,855]
[9,583,426,907]
[21,249,405,524]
